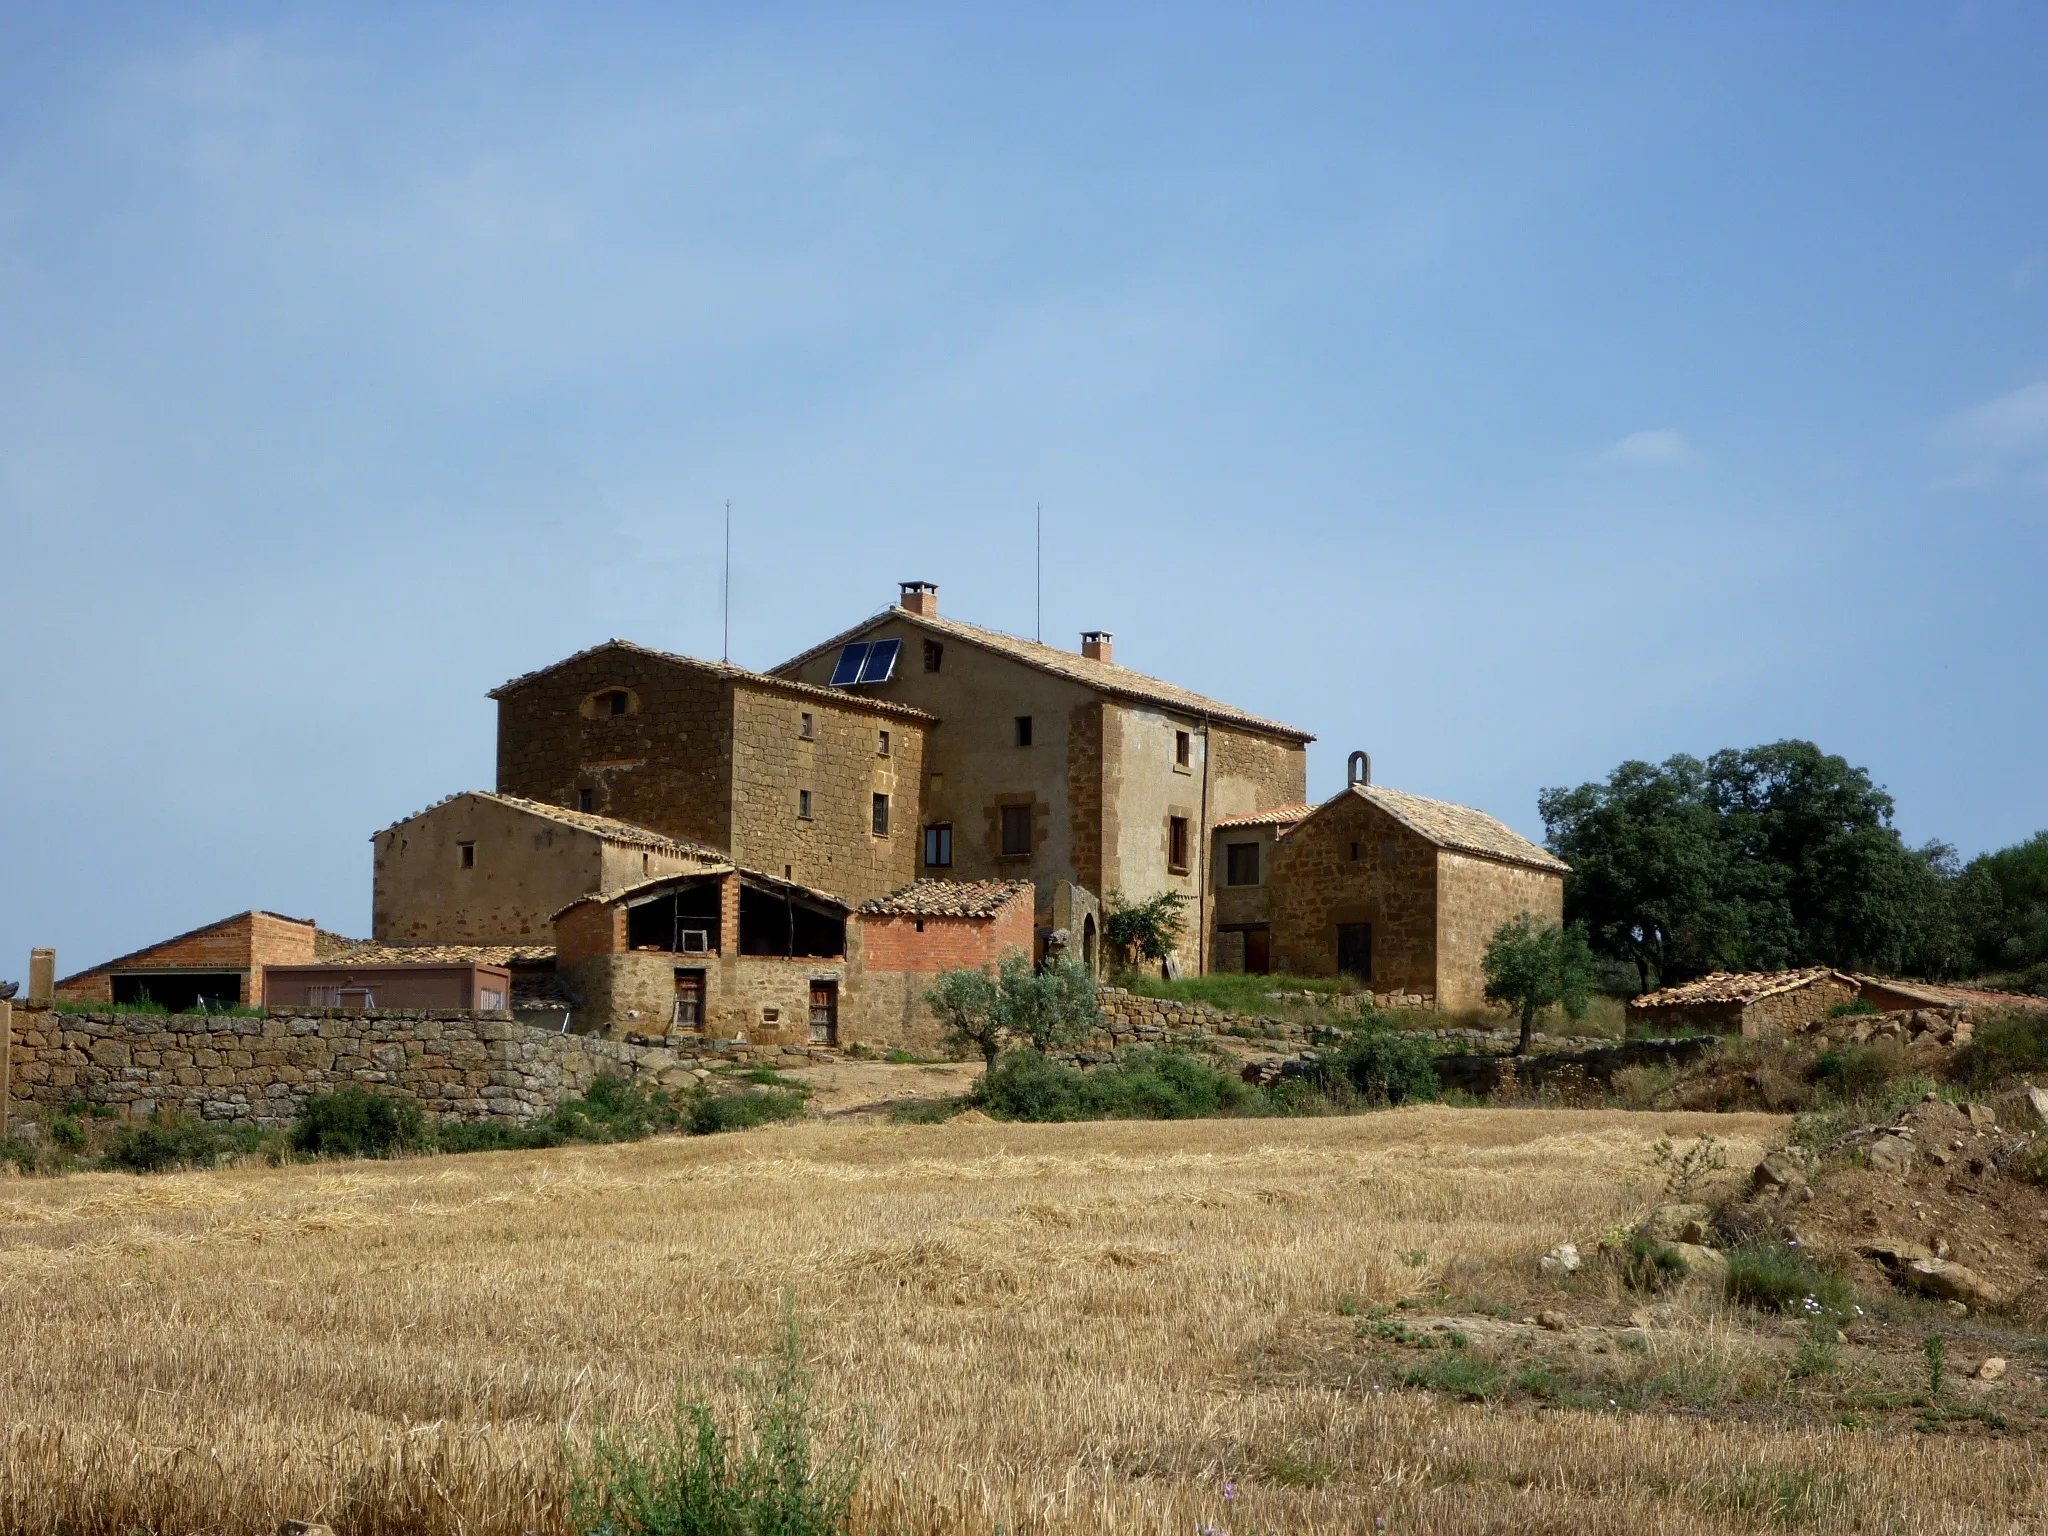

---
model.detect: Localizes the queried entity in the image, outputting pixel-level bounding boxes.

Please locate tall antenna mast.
[723,499,732,663]
[1036,501,1042,643]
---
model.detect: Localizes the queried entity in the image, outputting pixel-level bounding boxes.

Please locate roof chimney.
[899,581,938,617]
[1081,630,1113,664]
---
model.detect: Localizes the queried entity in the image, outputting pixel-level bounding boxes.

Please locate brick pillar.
[27,949,54,1007]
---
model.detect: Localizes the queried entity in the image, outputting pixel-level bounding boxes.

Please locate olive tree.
[1482,912,1597,1055]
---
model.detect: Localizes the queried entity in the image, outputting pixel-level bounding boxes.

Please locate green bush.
[433,1119,565,1154]
[1724,1239,1854,1318]
[290,1086,427,1159]
[568,1300,865,1536]
[974,1047,1257,1123]
[1320,1025,1440,1106]
[49,1116,86,1151]
[689,1089,807,1135]
[1826,997,1878,1018]
[1619,1231,1690,1294]
[1949,1011,2048,1091]
[550,1074,677,1142]
[1807,1040,1908,1098]
[103,1117,262,1173]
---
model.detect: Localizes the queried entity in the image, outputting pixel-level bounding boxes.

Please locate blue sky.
[4,3,2046,974]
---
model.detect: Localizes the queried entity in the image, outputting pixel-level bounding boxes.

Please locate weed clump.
[1724,1239,1854,1318]
[1807,1040,1908,1098]
[568,1299,866,1536]
[291,1086,427,1159]
[102,1117,263,1173]
[689,1089,806,1135]
[1950,1011,2048,1091]
[975,1047,1255,1122]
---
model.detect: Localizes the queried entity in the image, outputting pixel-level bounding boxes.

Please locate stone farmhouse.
[41,580,1569,1050]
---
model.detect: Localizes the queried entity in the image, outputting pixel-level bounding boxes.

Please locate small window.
[479,988,506,1011]
[799,789,813,820]
[458,841,475,869]
[924,639,943,673]
[1169,815,1191,872]
[641,852,650,875]
[924,823,953,867]
[608,690,629,716]
[872,792,891,836]
[1225,842,1259,886]
[1001,803,1032,857]
[1175,730,1191,770]
[1015,715,1033,747]
[800,712,814,740]
[578,789,595,813]
[878,729,890,757]
[1349,841,1360,861]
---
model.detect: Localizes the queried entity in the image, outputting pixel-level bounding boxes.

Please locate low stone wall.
[4,1005,841,1128]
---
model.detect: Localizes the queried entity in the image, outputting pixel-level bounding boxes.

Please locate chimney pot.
[28,948,55,1006]
[899,581,938,618]
[1081,630,1114,664]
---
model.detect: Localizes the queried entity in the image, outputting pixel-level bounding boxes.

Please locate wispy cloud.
[1936,381,2048,489]
[1603,428,1694,467]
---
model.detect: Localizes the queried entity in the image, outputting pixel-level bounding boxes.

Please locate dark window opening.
[458,841,476,869]
[1349,841,1360,861]
[1225,842,1260,886]
[578,788,595,814]
[673,969,706,1029]
[112,972,242,1013]
[1015,715,1033,747]
[924,823,953,867]
[800,712,814,739]
[1000,803,1033,857]
[923,639,943,673]
[914,918,925,933]
[799,789,813,819]
[1175,730,1191,769]
[809,979,839,1045]
[1168,815,1191,872]
[878,729,890,757]
[872,792,891,836]
[1337,923,1373,984]
[738,882,846,958]
[607,690,629,716]
[627,881,724,954]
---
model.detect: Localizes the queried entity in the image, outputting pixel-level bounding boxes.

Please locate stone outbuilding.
[1625,968,1860,1037]
[1263,777,1568,1009]
[856,879,1036,1047]
[52,910,352,1011]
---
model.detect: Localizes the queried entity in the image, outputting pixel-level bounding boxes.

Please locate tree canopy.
[1481,913,1596,1054]
[1540,740,2024,988]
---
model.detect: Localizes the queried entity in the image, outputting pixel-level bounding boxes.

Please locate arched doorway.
[1082,913,1098,974]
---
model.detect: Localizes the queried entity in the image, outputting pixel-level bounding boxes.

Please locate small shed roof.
[1850,976,2048,1013]
[318,941,559,967]
[56,909,317,988]
[1215,804,1315,829]
[1631,968,1846,1010]
[860,880,1034,918]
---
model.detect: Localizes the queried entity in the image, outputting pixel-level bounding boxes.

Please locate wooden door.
[1244,926,1272,975]
[808,980,838,1045]
[673,969,706,1031]
[1336,923,1373,984]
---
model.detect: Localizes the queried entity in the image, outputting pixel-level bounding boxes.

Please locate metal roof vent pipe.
[1348,751,1371,788]
[899,581,938,617]
[1081,630,1113,664]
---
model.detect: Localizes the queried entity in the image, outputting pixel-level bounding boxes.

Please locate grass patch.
[1117,972,1353,1012]
[1806,1040,1909,1098]
[688,1089,806,1135]
[1724,1239,1855,1318]
[886,1099,967,1126]
[1950,1010,2048,1092]
[1401,1353,1505,1400]
[1793,1074,1942,1155]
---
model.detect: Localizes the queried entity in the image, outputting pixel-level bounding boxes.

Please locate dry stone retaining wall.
[4,1006,836,1128]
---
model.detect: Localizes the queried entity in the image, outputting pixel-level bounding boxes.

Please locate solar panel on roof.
[858,638,901,683]
[828,643,872,686]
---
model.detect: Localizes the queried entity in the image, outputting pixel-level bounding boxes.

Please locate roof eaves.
[56,909,317,987]
[488,637,934,722]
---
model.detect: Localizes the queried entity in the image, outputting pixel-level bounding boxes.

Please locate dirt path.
[782,1056,983,1117]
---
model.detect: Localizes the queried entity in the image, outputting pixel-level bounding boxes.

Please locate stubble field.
[2,1106,2042,1534]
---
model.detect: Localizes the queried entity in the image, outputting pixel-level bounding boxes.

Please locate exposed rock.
[1539,1243,1581,1278]
[1978,1356,2008,1382]
[1966,1103,1998,1128]
[1537,1309,1568,1330]
[1642,1203,1712,1242]
[1903,1257,2001,1310]
[1668,1242,1728,1282]
[1995,1086,2048,1132]
[279,1523,337,1536]
[1751,1155,1810,1196]
[1866,1135,1915,1176]
[1859,1238,1935,1269]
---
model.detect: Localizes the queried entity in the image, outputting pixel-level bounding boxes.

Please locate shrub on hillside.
[291,1086,427,1159]
[688,1088,807,1135]
[975,1047,1256,1123]
[103,1116,262,1173]
[1949,1011,2048,1091]
[1320,1025,1440,1106]
[1724,1238,1854,1318]
[433,1119,565,1153]
[1807,1039,1908,1099]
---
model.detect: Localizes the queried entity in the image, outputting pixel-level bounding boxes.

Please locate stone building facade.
[1266,782,1567,1010]
[773,583,1311,972]
[373,791,728,945]
[1626,969,1860,1037]
[52,910,342,1010]
[490,641,930,907]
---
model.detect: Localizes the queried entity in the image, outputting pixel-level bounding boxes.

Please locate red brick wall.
[857,894,1033,975]
[56,912,318,1005]
[555,901,626,963]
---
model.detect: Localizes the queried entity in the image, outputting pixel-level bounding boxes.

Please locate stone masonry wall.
[1433,851,1566,1011]
[4,1004,829,1129]
[1268,796,1438,991]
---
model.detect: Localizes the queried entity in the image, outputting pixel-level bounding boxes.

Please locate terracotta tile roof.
[487,638,935,722]
[860,879,1035,918]
[1287,784,1567,873]
[314,929,362,959]
[1632,969,1846,1009]
[1851,976,2048,1013]
[317,942,559,967]
[371,791,729,860]
[57,909,319,986]
[1215,804,1316,828]
[773,608,1313,743]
